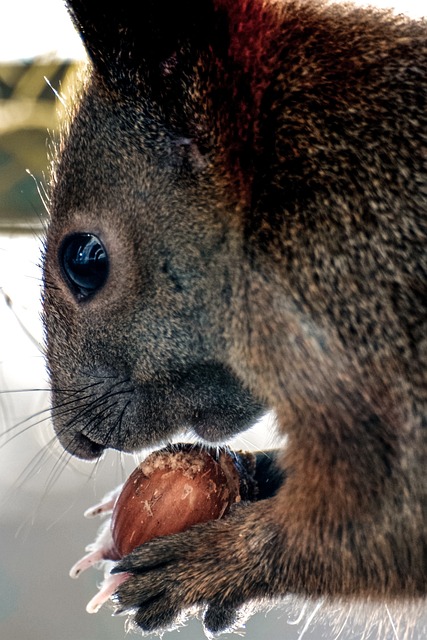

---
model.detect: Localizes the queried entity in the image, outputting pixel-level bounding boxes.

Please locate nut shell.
[110,445,243,558]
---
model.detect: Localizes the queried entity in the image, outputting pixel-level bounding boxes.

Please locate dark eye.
[59,233,109,301]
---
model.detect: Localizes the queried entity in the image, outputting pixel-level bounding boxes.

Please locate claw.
[70,547,107,578]
[86,570,130,613]
[70,518,120,580]
[83,486,123,518]
[110,562,126,574]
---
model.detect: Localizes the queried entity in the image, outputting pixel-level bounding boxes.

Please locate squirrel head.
[43,0,267,458]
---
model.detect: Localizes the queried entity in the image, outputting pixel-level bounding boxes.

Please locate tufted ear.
[65,0,218,71]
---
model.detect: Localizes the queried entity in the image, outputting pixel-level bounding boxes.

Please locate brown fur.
[43,0,426,634]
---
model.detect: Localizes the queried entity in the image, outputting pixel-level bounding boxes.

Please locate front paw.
[112,501,277,634]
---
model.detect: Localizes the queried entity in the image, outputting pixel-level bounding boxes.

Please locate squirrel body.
[43,0,426,634]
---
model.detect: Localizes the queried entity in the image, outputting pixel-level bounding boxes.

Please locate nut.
[110,445,248,557]
[69,443,257,613]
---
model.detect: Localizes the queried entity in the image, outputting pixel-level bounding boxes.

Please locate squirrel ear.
[65,0,217,70]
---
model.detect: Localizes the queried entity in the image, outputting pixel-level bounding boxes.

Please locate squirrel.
[42,0,426,635]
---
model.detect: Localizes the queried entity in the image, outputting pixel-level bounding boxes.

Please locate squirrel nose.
[58,429,107,460]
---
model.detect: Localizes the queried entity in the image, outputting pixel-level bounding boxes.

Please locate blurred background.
[0,1,426,639]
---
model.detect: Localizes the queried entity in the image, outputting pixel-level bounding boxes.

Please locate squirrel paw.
[111,503,276,634]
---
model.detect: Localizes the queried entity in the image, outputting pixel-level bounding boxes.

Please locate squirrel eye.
[59,233,109,301]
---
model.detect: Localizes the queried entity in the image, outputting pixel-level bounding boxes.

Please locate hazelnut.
[110,445,253,557]
[70,444,257,613]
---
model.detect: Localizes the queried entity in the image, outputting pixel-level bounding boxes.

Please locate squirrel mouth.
[67,431,107,460]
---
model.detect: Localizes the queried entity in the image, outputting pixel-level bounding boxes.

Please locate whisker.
[0,387,51,394]
[116,399,132,452]
[0,288,43,350]
[26,168,50,216]
[42,439,82,498]
[84,449,105,486]
[12,446,81,536]
[81,404,120,441]
[2,374,136,525]
[55,382,135,444]
[0,413,52,450]
[8,432,60,492]
[61,396,117,438]
[0,388,103,449]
